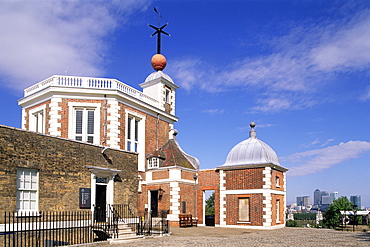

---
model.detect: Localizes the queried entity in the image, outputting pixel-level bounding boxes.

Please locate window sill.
[237,221,251,224]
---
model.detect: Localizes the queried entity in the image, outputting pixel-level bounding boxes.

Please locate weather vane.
[149,7,170,54]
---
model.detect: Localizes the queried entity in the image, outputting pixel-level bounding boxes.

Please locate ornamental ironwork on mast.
[149,7,170,54]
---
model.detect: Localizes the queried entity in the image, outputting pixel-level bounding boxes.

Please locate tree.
[205,192,215,215]
[323,197,353,229]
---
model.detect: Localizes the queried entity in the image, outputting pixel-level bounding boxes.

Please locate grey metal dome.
[222,122,280,167]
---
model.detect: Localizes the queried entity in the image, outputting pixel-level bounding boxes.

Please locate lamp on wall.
[158,187,165,200]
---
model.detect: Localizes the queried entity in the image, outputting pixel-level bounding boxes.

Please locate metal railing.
[137,210,169,236]
[1,211,93,247]
[0,206,170,246]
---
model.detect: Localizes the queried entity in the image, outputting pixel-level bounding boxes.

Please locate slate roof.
[150,135,199,170]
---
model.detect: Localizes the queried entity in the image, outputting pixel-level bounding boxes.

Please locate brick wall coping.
[0,124,137,156]
[199,168,217,172]
[216,163,288,172]
[146,166,198,172]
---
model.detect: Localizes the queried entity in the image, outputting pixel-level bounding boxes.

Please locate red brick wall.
[271,194,285,226]
[225,168,264,190]
[152,170,169,180]
[179,183,196,215]
[182,170,196,180]
[225,194,263,226]
[138,183,171,216]
[118,104,171,154]
[271,169,285,191]
[197,170,220,225]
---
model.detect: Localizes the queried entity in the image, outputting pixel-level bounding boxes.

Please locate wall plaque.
[79,188,91,209]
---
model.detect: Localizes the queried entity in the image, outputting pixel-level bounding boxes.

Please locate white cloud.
[282,141,370,177]
[361,86,370,101]
[0,0,150,90]
[310,9,370,72]
[170,8,370,113]
[203,109,224,115]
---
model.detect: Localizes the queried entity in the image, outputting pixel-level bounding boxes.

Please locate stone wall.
[0,125,138,214]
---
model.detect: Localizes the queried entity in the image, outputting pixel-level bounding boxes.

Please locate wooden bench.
[179,214,196,227]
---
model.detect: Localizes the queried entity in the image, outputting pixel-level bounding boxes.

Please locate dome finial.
[249,122,256,139]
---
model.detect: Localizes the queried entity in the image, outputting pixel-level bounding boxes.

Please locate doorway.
[204,190,215,226]
[95,184,107,222]
[150,190,159,217]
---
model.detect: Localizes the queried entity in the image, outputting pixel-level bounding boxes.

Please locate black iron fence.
[1,211,93,247]
[137,210,169,236]
[1,206,170,246]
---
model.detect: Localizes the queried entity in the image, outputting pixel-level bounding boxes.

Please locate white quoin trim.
[49,97,62,136]
[106,99,120,148]
[219,170,227,226]
[167,182,181,221]
[262,167,272,189]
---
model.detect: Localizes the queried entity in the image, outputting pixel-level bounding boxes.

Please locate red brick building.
[18,54,287,229]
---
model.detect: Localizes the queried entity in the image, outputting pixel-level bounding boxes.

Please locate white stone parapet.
[23,75,159,108]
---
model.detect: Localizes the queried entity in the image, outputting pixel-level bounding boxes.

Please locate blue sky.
[1,0,370,207]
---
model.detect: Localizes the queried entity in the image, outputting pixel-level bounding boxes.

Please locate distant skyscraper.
[350,195,361,209]
[314,189,321,206]
[321,191,329,205]
[303,196,311,207]
[322,195,331,205]
[297,197,303,206]
[330,192,338,204]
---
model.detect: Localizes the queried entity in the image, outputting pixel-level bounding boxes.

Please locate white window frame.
[125,110,146,171]
[68,103,101,145]
[276,176,280,188]
[29,105,46,133]
[147,157,159,169]
[165,88,171,103]
[276,199,281,223]
[16,168,39,214]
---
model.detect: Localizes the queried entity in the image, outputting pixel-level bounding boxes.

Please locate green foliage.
[293,213,316,220]
[286,220,298,227]
[323,197,353,229]
[205,192,215,215]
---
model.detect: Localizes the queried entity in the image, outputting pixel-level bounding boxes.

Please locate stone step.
[109,234,144,244]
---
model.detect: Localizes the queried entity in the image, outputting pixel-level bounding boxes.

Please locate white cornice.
[18,86,178,123]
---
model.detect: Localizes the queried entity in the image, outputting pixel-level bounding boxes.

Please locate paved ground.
[78,226,370,247]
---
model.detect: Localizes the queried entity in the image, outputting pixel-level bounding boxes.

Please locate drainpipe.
[193,173,198,218]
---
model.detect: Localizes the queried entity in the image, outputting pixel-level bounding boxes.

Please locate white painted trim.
[87,166,120,210]
[106,99,120,148]
[167,182,181,220]
[49,97,62,136]
[28,104,46,133]
[214,224,285,230]
[219,170,226,226]
[143,178,196,185]
[221,189,286,195]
